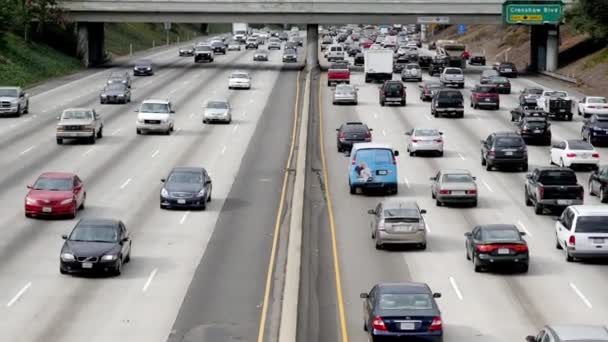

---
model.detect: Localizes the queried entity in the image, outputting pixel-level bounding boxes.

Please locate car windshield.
[490,77,509,83]
[478,86,497,93]
[442,174,473,183]
[207,101,228,109]
[538,170,577,185]
[168,171,202,184]
[33,177,72,191]
[593,120,608,128]
[231,73,249,79]
[387,84,402,92]
[495,137,524,147]
[0,89,18,97]
[406,65,420,69]
[69,225,119,243]
[546,91,567,97]
[378,293,433,310]
[575,216,608,233]
[589,98,607,104]
[525,88,543,95]
[482,228,520,241]
[106,84,125,91]
[568,141,594,150]
[445,69,462,75]
[414,129,438,136]
[384,208,419,218]
[140,103,169,113]
[62,110,93,120]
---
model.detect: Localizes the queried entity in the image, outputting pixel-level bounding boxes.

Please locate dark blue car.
[361,282,443,342]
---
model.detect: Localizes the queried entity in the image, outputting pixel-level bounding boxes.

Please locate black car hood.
[165,182,203,193]
[63,240,119,257]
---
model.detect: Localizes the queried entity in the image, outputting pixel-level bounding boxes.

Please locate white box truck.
[233,23,248,43]
[364,49,394,83]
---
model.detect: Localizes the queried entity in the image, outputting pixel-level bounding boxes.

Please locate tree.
[566,0,608,41]
[15,0,63,42]
[0,0,18,47]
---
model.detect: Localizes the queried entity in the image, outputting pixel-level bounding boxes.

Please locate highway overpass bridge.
[61,0,572,72]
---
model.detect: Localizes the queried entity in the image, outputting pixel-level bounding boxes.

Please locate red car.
[25,172,86,218]
[470,84,500,110]
[361,40,373,49]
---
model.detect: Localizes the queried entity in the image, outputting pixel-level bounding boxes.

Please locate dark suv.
[431,89,464,118]
[470,85,499,110]
[379,81,406,106]
[336,122,372,152]
[481,132,528,171]
[581,114,608,145]
[515,116,551,145]
[211,41,226,54]
[495,62,518,77]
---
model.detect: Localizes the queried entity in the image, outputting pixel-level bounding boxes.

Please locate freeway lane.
[0,39,303,342]
[311,60,608,342]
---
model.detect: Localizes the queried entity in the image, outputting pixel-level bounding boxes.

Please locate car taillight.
[511,244,528,252]
[351,158,356,165]
[538,187,544,199]
[569,235,576,246]
[429,317,442,331]
[412,139,419,143]
[476,244,493,252]
[467,189,477,195]
[372,316,387,331]
[435,138,443,143]
[439,189,450,195]
[566,153,577,158]
[488,150,496,157]
[592,153,600,158]
[338,132,345,139]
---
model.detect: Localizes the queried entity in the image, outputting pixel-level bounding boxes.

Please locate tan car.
[368,199,427,250]
[56,108,104,145]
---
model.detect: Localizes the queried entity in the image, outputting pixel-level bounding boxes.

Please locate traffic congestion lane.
[317,68,607,342]
[0,45,299,342]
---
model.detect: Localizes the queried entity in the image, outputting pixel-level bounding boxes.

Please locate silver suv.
[0,86,29,117]
[527,325,608,342]
[555,205,608,262]
[440,67,465,88]
[56,108,104,144]
[368,199,427,250]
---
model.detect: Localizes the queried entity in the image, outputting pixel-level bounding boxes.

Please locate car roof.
[377,282,432,294]
[477,224,518,231]
[63,107,93,112]
[170,167,205,173]
[352,142,393,151]
[77,217,120,227]
[381,199,420,211]
[548,325,608,342]
[440,169,472,175]
[569,205,608,216]
[142,99,169,104]
[39,172,75,179]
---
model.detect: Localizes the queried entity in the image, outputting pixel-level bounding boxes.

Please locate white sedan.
[550,139,599,170]
[406,128,444,157]
[228,71,251,90]
[578,96,608,118]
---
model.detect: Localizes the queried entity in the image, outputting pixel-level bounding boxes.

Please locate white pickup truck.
[0,86,29,117]
[537,90,574,121]
[440,67,465,89]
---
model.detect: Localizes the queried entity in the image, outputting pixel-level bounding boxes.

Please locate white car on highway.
[203,99,232,124]
[135,99,175,135]
[228,71,251,90]
[556,205,608,262]
[550,139,599,169]
[406,128,443,157]
[578,96,608,118]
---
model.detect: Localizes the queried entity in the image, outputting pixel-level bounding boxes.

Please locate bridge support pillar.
[77,22,105,67]
[546,26,559,72]
[306,24,318,71]
[420,25,427,42]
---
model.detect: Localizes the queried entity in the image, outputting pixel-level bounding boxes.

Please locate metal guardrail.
[538,70,579,85]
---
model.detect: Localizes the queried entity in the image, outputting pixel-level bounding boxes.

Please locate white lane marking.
[382,129,386,137]
[457,152,466,160]
[7,282,32,307]
[83,148,94,156]
[179,211,190,224]
[403,176,410,188]
[23,117,32,122]
[19,145,35,156]
[232,124,239,133]
[42,109,48,113]
[569,282,592,309]
[221,146,227,155]
[425,114,432,121]
[120,178,132,189]
[517,221,533,237]
[111,128,121,136]
[449,277,463,300]
[482,179,494,193]
[142,268,158,292]
[373,113,378,119]
[425,222,431,233]
[151,149,160,158]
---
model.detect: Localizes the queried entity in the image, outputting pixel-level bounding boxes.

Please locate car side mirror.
[420,209,427,214]
[121,237,129,242]
[336,128,340,131]
[160,178,166,182]
[432,292,441,298]
[369,128,373,131]
[367,209,375,215]
[394,150,399,157]
[61,234,68,240]
[344,151,351,157]
[472,176,477,180]
[526,336,536,342]
[170,110,175,113]
[429,176,435,181]
[360,292,369,299]
[520,231,527,236]
[464,232,472,237]
[26,184,32,189]
[56,116,61,120]
[205,180,212,185]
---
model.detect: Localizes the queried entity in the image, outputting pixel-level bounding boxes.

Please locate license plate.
[505,151,513,156]
[592,238,605,244]
[400,322,415,330]
[65,132,80,137]
[394,225,409,232]
[82,262,93,269]
[497,248,510,255]
[177,199,186,204]
[387,98,401,101]
[485,98,491,102]
[504,68,512,72]
[42,207,52,213]
[534,130,541,133]
[560,109,566,112]
[377,170,388,175]
[557,199,573,205]
[452,191,466,195]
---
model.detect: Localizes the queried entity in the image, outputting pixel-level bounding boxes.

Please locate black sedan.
[469,54,486,65]
[211,41,227,54]
[418,55,432,69]
[60,218,131,276]
[496,61,518,77]
[465,224,529,273]
[588,166,608,202]
[133,59,154,76]
[348,46,362,57]
[515,116,551,145]
[336,122,372,152]
[361,283,443,342]
[160,167,212,210]
[100,83,131,104]
[354,53,364,66]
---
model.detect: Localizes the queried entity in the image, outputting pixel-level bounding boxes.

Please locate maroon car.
[470,84,499,110]
[25,172,86,218]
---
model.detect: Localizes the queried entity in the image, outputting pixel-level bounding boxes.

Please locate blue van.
[348,143,399,195]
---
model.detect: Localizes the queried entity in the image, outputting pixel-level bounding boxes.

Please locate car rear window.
[575,216,608,233]
[438,91,462,99]
[344,125,367,133]
[482,228,520,241]
[355,149,393,165]
[568,141,594,150]
[442,174,473,183]
[384,208,419,218]
[526,88,544,95]
[62,110,93,120]
[495,137,524,147]
[525,121,546,128]
[445,68,462,75]
[207,101,228,109]
[589,98,608,104]
[478,86,497,93]
[387,84,403,92]
[414,129,439,136]
[379,293,433,310]
[538,170,577,185]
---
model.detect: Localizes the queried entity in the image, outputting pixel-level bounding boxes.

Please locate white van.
[327,44,345,62]
[555,205,608,262]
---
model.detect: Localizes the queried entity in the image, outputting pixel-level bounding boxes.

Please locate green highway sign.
[503,1,564,25]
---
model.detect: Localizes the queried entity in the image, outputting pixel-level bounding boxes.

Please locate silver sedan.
[430,169,478,207]
[203,100,232,124]
[332,84,358,105]
[406,128,444,156]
